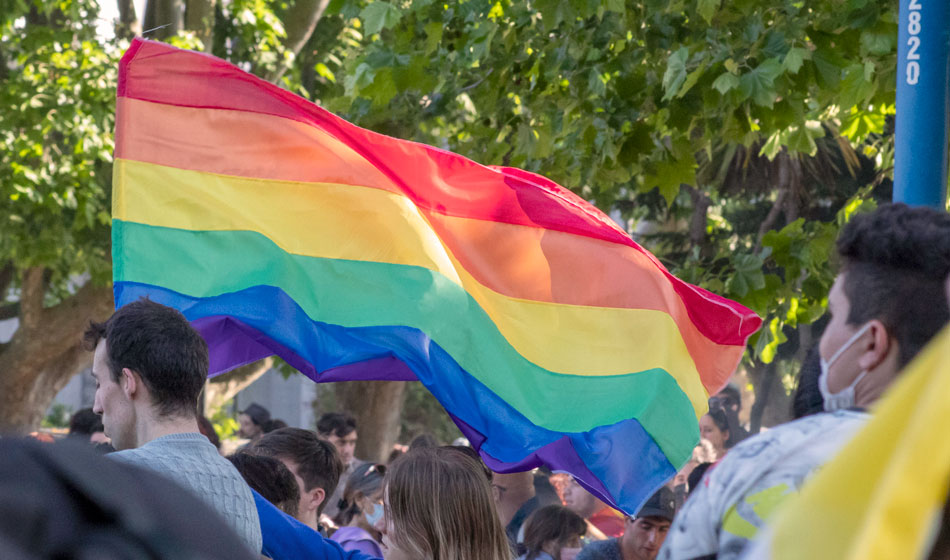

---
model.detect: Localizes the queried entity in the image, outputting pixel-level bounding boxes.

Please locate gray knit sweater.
[110,432,262,553]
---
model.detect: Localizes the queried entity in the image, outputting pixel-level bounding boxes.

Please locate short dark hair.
[69,408,103,436]
[197,415,221,449]
[249,427,343,514]
[687,462,713,495]
[227,453,300,517]
[705,407,735,448]
[82,298,208,417]
[716,385,741,410]
[836,203,950,368]
[317,412,357,438]
[521,505,586,560]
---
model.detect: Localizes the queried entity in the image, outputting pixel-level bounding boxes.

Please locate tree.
[299,0,896,425]
[2,0,899,434]
[0,0,118,433]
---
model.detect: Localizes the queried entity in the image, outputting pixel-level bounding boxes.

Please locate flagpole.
[894,0,950,208]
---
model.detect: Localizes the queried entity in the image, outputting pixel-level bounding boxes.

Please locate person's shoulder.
[717,412,862,465]
[576,537,620,560]
[108,446,150,465]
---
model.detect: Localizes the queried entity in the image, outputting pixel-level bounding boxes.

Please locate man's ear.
[308,487,326,513]
[120,367,139,399]
[857,319,893,372]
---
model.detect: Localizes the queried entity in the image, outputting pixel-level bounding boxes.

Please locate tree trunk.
[264,0,331,83]
[203,357,273,415]
[184,0,215,52]
[747,360,794,433]
[116,0,141,39]
[0,270,113,435]
[143,0,183,40]
[334,381,407,463]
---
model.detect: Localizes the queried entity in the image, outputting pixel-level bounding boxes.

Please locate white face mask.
[818,323,872,412]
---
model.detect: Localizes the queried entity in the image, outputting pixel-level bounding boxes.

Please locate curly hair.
[836,203,950,367]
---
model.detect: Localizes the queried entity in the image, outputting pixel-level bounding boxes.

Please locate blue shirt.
[253,490,380,560]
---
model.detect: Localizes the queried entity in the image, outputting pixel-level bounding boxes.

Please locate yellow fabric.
[723,484,793,539]
[113,159,713,415]
[769,326,950,560]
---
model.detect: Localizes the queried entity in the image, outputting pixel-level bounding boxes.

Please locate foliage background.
[1,0,906,443]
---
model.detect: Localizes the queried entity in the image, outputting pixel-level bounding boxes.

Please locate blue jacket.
[253,490,381,560]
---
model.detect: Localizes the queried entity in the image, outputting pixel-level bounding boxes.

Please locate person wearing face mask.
[331,463,387,557]
[659,203,950,560]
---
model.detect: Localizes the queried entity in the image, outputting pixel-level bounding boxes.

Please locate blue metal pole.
[894,0,950,208]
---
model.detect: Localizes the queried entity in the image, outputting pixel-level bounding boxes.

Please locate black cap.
[636,486,676,521]
[241,403,271,426]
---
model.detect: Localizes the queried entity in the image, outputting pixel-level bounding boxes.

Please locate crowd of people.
[3,203,950,560]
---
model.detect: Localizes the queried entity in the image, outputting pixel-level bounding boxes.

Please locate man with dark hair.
[238,402,271,442]
[228,453,301,517]
[317,412,366,519]
[84,298,261,554]
[68,407,108,444]
[577,487,676,560]
[661,204,950,560]
[249,427,344,532]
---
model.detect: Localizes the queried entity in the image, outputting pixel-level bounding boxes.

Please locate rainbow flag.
[743,326,950,560]
[112,38,761,514]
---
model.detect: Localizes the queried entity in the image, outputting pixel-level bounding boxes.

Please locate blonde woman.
[374,447,513,560]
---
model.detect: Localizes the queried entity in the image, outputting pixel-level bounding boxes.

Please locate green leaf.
[697,0,719,24]
[360,2,402,36]
[783,47,810,74]
[662,47,689,101]
[676,61,707,98]
[737,57,783,107]
[839,63,875,109]
[315,62,336,83]
[860,29,895,56]
[712,71,739,94]
[424,21,442,55]
[646,156,696,205]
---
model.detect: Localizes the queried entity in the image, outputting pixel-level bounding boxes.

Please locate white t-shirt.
[658,410,868,560]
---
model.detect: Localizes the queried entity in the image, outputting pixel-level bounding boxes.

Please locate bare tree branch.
[265,0,331,83]
[143,0,183,40]
[19,267,45,332]
[117,0,141,39]
[0,261,14,299]
[204,357,274,414]
[184,0,214,51]
[755,187,787,253]
[686,186,712,247]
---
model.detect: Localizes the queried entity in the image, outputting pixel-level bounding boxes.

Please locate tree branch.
[686,186,712,247]
[755,187,787,253]
[0,261,14,301]
[184,0,214,51]
[143,0,183,40]
[116,0,141,39]
[204,357,273,414]
[265,0,331,83]
[19,267,46,332]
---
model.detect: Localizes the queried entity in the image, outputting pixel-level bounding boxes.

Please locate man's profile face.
[622,516,671,560]
[562,477,599,518]
[277,457,316,525]
[819,275,868,393]
[91,340,135,450]
[326,430,357,466]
